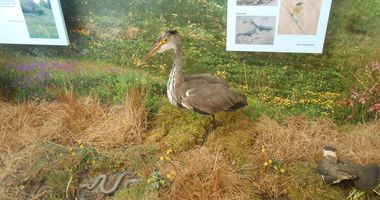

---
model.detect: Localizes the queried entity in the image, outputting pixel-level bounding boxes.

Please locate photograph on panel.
[235,16,276,45]
[278,0,323,35]
[20,0,59,38]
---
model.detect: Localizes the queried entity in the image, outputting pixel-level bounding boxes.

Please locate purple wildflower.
[34,69,49,81]
[351,90,360,100]
[358,97,367,105]
[368,103,380,113]
[367,60,380,72]
[16,64,34,71]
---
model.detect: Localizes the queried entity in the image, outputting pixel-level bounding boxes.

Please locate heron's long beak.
[142,41,163,63]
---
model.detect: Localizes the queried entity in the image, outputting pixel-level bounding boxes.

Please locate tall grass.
[162,147,249,199]
[0,89,149,199]
[1,96,380,199]
[82,88,148,149]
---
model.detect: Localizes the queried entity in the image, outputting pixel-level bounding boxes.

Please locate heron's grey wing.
[352,165,379,191]
[317,158,357,184]
[180,84,247,114]
[185,74,229,87]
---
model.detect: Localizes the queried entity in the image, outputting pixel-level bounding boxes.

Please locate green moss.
[163,124,205,151]
[149,105,208,151]
[122,145,159,172]
[286,162,345,199]
[145,127,169,144]
[112,182,158,200]
[152,104,199,127]
[45,169,72,198]
[208,111,256,166]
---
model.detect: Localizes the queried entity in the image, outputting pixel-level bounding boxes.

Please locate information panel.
[0,0,69,45]
[227,0,332,53]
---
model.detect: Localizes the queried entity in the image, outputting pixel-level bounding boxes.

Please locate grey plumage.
[144,30,247,117]
[181,75,247,115]
[317,146,380,191]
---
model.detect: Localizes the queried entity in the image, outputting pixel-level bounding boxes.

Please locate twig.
[65,175,73,199]
[244,65,248,90]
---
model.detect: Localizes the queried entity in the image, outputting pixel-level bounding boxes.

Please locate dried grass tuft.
[40,91,105,145]
[162,147,248,200]
[253,115,338,165]
[1,91,380,199]
[251,116,380,198]
[56,91,104,133]
[0,100,49,154]
[337,121,380,164]
[81,89,148,149]
[0,89,149,199]
[251,116,339,199]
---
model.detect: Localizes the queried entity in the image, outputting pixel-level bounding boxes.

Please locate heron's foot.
[201,116,219,145]
[201,126,214,145]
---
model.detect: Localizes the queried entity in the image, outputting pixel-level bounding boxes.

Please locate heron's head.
[323,146,337,159]
[143,30,181,62]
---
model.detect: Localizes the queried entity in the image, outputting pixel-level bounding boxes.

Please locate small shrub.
[339,60,380,122]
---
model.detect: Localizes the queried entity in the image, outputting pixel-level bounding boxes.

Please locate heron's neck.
[170,44,184,86]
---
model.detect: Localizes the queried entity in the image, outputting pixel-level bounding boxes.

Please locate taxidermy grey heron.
[317,146,380,191]
[143,30,247,141]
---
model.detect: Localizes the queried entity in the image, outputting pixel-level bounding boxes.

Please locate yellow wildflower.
[91,160,96,165]
[147,178,152,183]
[166,149,173,155]
[165,173,172,180]
[160,156,164,161]
[79,144,84,149]
[268,159,272,164]
[280,168,286,173]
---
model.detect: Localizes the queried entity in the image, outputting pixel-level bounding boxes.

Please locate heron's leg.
[211,114,216,129]
[201,114,216,145]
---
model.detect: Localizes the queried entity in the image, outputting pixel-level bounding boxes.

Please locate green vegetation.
[1,0,379,122]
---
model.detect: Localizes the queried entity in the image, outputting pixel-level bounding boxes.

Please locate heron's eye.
[163,38,168,43]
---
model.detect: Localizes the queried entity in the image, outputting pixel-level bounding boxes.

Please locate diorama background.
[0,0,379,199]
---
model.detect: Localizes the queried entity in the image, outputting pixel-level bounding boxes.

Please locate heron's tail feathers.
[228,92,248,111]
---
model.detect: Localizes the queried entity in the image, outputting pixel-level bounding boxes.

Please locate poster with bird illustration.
[227,0,332,53]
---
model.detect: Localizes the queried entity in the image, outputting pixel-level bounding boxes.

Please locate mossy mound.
[100,144,159,174]
[147,104,258,161]
[112,182,158,200]
[286,162,345,199]
[122,144,159,173]
[46,169,73,197]
[162,124,206,151]
[207,111,257,166]
[146,105,208,152]
[1,143,81,199]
